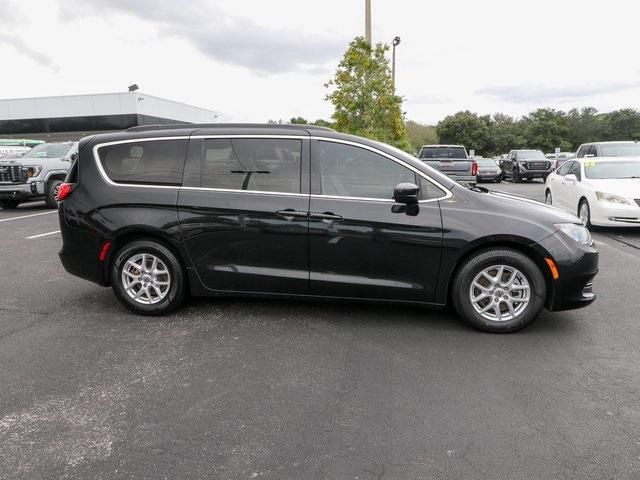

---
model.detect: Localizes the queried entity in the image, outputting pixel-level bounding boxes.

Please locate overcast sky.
[1,0,639,124]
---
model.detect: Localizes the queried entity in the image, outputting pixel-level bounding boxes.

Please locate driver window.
[587,145,598,157]
[577,145,588,158]
[317,141,415,199]
[568,161,582,181]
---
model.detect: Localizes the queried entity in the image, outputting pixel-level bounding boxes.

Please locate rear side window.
[317,141,415,199]
[202,138,301,193]
[98,140,187,185]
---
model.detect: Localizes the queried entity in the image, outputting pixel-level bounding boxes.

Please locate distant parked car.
[546,152,575,170]
[417,144,477,183]
[0,139,43,158]
[0,141,78,209]
[575,141,640,159]
[499,149,553,182]
[476,158,502,183]
[545,156,640,228]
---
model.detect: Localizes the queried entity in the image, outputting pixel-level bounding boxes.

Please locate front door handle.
[276,209,308,219]
[310,212,343,222]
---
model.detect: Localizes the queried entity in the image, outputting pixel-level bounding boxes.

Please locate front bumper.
[536,230,599,311]
[590,201,640,227]
[0,181,45,200]
[518,169,552,179]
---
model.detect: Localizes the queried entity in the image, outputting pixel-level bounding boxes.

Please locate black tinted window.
[419,147,467,159]
[317,141,415,199]
[99,140,187,185]
[577,146,589,158]
[202,138,301,193]
[568,161,581,181]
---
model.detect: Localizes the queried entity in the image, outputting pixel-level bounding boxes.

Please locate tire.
[512,168,521,183]
[545,189,552,205]
[578,199,595,230]
[452,248,546,333]
[45,179,63,208]
[111,239,187,315]
[494,177,501,183]
[0,200,20,209]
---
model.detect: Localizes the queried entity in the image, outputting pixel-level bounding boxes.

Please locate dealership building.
[0,92,227,141]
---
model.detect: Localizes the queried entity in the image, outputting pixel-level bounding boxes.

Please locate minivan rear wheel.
[452,248,546,332]
[111,239,187,315]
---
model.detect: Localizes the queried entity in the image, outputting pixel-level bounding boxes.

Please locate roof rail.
[125,123,335,133]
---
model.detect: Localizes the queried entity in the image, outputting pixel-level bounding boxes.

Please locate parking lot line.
[0,210,57,223]
[26,230,60,239]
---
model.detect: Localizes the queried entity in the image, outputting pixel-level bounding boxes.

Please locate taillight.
[472,161,478,176]
[56,182,75,201]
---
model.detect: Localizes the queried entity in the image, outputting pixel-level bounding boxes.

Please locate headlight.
[595,191,630,205]
[22,166,42,178]
[555,223,592,245]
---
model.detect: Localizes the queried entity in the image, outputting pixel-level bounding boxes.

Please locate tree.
[436,111,492,155]
[488,113,526,154]
[325,37,412,151]
[602,109,640,141]
[289,116,309,124]
[405,120,438,153]
[521,108,571,152]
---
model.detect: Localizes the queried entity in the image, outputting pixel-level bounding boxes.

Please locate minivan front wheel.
[111,240,187,315]
[452,249,546,332]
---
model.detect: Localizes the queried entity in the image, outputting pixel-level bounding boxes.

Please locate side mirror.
[565,173,577,184]
[70,152,78,161]
[393,182,419,205]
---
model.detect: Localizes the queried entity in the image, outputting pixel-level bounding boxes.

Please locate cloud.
[0,0,56,69]
[58,0,345,75]
[476,81,640,104]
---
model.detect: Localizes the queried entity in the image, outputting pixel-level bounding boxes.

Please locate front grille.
[0,165,24,183]
[524,161,550,170]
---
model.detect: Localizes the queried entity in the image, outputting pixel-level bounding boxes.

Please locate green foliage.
[289,116,309,124]
[325,37,412,152]
[434,107,640,155]
[437,111,492,154]
[405,120,438,154]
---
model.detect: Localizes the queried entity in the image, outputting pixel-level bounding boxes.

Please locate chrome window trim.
[92,134,453,203]
[93,136,190,190]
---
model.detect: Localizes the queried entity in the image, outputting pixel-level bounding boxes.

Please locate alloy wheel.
[121,253,171,305]
[579,202,590,226]
[469,265,531,322]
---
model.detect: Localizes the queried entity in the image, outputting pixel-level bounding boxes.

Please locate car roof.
[420,144,465,148]
[125,123,334,134]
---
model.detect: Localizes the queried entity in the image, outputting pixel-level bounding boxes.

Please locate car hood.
[0,157,65,166]
[486,189,580,224]
[584,178,640,198]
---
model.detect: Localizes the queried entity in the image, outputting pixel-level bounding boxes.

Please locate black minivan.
[58,124,598,332]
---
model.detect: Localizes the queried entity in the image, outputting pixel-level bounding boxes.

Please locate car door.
[177,135,311,295]
[308,138,444,303]
[554,161,574,210]
[563,160,584,214]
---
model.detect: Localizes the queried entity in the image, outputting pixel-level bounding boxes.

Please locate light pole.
[365,0,372,44]
[392,36,401,91]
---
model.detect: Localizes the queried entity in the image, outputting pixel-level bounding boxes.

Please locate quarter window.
[202,138,301,193]
[557,161,572,176]
[98,140,187,185]
[317,141,416,199]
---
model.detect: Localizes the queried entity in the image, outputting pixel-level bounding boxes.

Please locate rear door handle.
[310,212,343,222]
[276,209,308,219]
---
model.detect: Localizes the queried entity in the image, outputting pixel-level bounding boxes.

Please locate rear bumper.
[447,174,477,183]
[536,231,599,311]
[477,173,501,181]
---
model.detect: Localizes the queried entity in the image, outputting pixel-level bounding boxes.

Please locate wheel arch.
[103,227,191,287]
[444,236,554,309]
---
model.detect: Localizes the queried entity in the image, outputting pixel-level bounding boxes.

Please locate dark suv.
[500,149,553,182]
[58,124,598,332]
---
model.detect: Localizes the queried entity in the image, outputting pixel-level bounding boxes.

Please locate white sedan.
[544,157,640,228]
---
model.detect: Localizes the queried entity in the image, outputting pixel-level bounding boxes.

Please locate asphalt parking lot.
[2,183,640,479]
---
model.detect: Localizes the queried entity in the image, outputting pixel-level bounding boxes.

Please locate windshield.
[419,147,467,159]
[22,143,73,159]
[584,160,640,179]
[599,142,640,157]
[517,150,546,160]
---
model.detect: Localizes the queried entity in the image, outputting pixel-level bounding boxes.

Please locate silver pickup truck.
[417,144,477,183]
[0,141,78,209]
